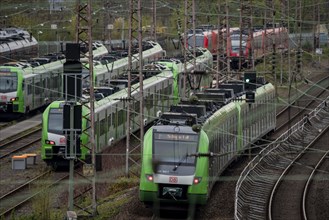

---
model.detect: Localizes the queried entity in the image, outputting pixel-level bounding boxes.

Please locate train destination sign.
[155,133,198,141]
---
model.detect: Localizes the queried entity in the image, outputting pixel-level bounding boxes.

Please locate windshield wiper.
[173,154,189,171]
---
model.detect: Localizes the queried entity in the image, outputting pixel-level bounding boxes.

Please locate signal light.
[193,177,202,185]
[244,71,257,91]
[146,174,153,182]
[46,140,55,145]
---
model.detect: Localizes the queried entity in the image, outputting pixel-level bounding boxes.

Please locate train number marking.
[169,176,178,183]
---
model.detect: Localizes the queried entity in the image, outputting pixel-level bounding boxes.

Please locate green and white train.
[139,80,276,209]
[0,43,107,114]
[91,41,165,87]
[41,48,213,169]
[0,57,66,114]
[0,41,164,115]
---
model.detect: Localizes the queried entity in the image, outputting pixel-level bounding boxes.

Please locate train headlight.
[45,140,55,145]
[193,177,202,185]
[145,174,153,182]
[10,97,18,102]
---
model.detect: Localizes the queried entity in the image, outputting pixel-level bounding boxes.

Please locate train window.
[135,101,140,114]
[53,75,58,89]
[187,36,203,48]
[180,77,184,92]
[0,72,17,93]
[27,84,31,95]
[100,118,106,135]
[35,81,41,94]
[118,110,123,126]
[146,93,152,110]
[95,120,99,144]
[112,112,116,127]
[153,132,198,169]
[48,76,53,89]
[153,87,157,115]
[107,113,112,129]
[48,108,63,134]
[42,78,46,93]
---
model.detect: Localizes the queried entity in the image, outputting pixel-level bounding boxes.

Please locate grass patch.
[96,195,131,219]
[107,176,139,195]
[91,176,140,219]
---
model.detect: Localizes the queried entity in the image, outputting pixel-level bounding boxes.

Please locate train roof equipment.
[204,88,235,99]
[157,77,267,128]
[218,83,244,96]
[159,112,198,126]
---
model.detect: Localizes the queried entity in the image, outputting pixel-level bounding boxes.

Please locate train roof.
[156,78,271,127]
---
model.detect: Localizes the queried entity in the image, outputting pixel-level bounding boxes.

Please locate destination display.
[154,133,198,141]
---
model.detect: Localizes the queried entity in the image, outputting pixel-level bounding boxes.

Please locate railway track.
[0,125,41,160]
[0,170,68,217]
[303,149,329,219]
[274,76,329,138]
[235,97,329,220]
[269,124,329,220]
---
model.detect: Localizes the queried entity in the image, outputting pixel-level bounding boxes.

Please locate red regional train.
[187,24,289,69]
[227,26,289,69]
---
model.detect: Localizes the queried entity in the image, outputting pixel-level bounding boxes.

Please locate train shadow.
[0,113,20,122]
[0,106,46,122]
[151,204,200,219]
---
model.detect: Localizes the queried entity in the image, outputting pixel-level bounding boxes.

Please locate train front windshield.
[0,71,17,93]
[187,36,204,48]
[231,40,247,54]
[153,132,199,175]
[48,108,63,134]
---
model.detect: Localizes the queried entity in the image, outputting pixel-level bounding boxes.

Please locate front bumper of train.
[0,102,17,113]
[42,144,66,160]
[139,190,208,206]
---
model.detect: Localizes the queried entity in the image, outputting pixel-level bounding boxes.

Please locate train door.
[41,73,47,106]
[112,104,117,139]
[31,75,39,110]
[152,86,157,117]
[106,107,113,145]
[98,111,107,151]
[35,75,42,110]
[145,88,152,122]
[156,81,162,115]
[117,101,125,139]
[24,77,33,113]
[95,113,100,151]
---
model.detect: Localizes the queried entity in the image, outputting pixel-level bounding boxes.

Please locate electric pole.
[151,0,157,41]
[125,0,144,177]
[216,0,223,87]
[67,0,97,217]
